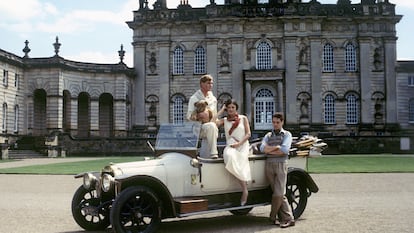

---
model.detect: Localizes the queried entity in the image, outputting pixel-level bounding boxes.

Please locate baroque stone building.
[129,0,409,138]
[1,0,413,156]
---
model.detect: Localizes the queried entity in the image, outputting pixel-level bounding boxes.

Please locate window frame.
[322,43,335,72]
[173,47,184,75]
[256,41,272,70]
[324,94,336,124]
[194,46,206,74]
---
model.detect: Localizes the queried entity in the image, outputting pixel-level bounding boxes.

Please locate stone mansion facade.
[1,0,413,156]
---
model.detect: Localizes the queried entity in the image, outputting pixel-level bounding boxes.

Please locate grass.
[0,154,413,175]
[0,157,145,175]
[308,155,414,173]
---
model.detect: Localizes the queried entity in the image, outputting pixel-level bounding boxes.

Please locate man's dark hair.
[273,112,284,122]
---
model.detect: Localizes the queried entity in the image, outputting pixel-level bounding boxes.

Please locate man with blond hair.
[187,74,219,159]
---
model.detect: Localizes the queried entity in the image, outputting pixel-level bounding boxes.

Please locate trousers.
[265,161,294,222]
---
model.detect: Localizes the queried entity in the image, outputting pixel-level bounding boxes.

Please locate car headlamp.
[101,173,114,192]
[83,173,97,190]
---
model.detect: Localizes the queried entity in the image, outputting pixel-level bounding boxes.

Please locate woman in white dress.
[217,99,252,206]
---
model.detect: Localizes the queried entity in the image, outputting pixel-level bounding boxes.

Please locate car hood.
[108,152,193,180]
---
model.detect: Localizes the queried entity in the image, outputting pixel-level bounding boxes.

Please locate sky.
[0,0,413,68]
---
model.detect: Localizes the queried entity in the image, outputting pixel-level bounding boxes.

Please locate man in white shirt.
[187,74,219,159]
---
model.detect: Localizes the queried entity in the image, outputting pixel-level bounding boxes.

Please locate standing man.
[187,74,219,159]
[260,113,295,228]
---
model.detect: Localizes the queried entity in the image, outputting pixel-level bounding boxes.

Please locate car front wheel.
[110,186,162,233]
[71,186,110,231]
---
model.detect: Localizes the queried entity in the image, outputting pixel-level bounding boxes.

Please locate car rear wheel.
[110,186,162,233]
[71,186,110,231]
[286,178,308,219]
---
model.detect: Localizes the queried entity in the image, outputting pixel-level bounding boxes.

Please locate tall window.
[173,47,184,75]
[173,95,185,124]
[408,76,414,86]
[409,98,414,123]
[254,88,275,130]
[194,46,206,74]
[345,43,357,72]
[324,94,335,124]
[256,41,272,70]
[15,73,19,88]
[323,43,334,72]
[3,70,8,87]
[2,103,7,132]
[346,94,359,124]
[14,105,19,133]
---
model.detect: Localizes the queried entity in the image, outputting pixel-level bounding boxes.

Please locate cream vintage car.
[71,122,319,233]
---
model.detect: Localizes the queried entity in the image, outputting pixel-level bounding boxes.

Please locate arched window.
[345,43,357,72]
[323,43,334,72]
[173,46,184,75]
[99,93,114,137]
[256,41,272,70]
[324,94,336,124]
[346,93,359,124]
[409,98,414,123]
[172,95,185,124]
[194,46,206,74]
[254,88,275,129]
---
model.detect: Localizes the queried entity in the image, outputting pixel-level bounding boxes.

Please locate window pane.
[345,44,357,72]
[409,99,414,122]
[346,94,359,124]
[323,43,334,72]
[256,41,272,70]
[194,46,206,74]
[324,94,335,124]
[173,96,184,124]
[173,47,184,75]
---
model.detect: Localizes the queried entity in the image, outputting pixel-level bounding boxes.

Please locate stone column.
[158,41,170,123]
[206,40,218,95]
[113,100,127,136]
[132,42,146,125]
[70,97,78,135]
[309,37,322,124]
[231,38,244,105]
[46,95,63,130]
[277,81,284,113]
[284,37,297,124]
[358,37,372,124]
[384,36,398,123]
[89,98,99,136]
[245,81,252,120]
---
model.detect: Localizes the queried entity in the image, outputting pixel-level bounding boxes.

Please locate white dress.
[223,115,252,182]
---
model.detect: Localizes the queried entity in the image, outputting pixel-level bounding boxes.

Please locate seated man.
[187,75,219,159]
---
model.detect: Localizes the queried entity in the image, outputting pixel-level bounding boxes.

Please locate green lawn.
[0,157,145,175]
[308,155,414,173]
[0,155,413,175]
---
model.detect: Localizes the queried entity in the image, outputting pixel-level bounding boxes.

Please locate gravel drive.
[0,160,413,233]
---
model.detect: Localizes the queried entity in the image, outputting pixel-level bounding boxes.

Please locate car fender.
[287,167,319,193]
[116,174,178,219]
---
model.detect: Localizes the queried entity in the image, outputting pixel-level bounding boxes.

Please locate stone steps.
[8,150,46,159]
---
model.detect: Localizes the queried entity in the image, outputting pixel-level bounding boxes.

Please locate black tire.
[110,186,162,233]
[71,186,110,231]
[286,178,308,219]
[230,207,253,215]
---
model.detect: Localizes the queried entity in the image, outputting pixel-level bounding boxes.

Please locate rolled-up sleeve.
[259,133,270,152]
[279,132,292,155]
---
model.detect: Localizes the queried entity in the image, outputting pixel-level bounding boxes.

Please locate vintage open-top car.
[71,122,320,233]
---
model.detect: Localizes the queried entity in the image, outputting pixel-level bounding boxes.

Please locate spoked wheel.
[286,178,308,219]
[110,186,162,233]
[71,186,110,231]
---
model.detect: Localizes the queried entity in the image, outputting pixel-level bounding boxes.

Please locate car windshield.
[155,122,201,150]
